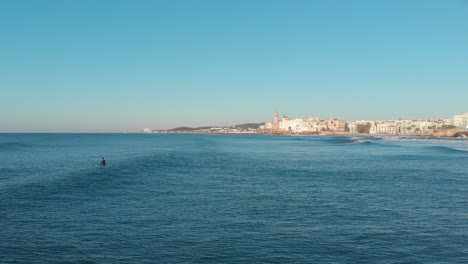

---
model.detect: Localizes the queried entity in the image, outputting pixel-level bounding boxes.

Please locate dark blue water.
[1,134,467,264]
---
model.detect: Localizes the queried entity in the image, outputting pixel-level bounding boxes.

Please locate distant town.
[143,112,468,137]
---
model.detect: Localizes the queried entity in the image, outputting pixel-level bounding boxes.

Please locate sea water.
[0,134,467,264]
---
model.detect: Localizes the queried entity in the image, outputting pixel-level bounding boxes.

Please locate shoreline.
[145,131,468,138]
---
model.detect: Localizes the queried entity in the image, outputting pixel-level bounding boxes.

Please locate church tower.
[272,112,280,132]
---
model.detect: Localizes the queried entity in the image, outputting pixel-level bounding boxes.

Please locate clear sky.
[1,0,467,132]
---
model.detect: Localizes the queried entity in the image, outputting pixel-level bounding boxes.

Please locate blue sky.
[1,0,467,132]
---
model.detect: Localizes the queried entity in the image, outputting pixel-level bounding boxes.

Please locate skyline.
[145,111,467,131]
[1,0,468,132]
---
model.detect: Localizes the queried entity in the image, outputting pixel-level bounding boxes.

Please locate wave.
[323,136,406,148]
[425,146,468,154]
[0,149,223,194]
[325,136,359,144]
[356,140,377,145]
[325,137,385,146]
[361,136,384,141]
[281,136,317,141]
[0,142,32,150]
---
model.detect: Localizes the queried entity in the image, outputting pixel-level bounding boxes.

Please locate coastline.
[145,130,468,138]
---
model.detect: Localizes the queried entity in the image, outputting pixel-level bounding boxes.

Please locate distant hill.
[168,126,214,131]
[231,123,265,129]
[168,123,264,131]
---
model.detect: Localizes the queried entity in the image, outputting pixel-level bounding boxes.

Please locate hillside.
[168,123,264,131]
[230,123,265,129]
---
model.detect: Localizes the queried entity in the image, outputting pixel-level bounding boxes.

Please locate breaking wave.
[325,136,360,145]
[425,146,468,154]
[325,137,384,146]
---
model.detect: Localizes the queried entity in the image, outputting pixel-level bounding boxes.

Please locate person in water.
[100,157,106,166]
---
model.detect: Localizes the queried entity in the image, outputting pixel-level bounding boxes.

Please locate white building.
[262,113,322,133]
[279,115,321,133]
[447,113,468,131]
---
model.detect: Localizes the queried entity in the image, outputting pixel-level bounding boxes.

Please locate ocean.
[0,133,467,264]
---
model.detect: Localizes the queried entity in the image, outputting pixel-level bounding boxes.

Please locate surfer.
[100,157,106,166]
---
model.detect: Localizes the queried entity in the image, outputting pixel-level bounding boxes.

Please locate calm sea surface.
[0,134,467,264]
